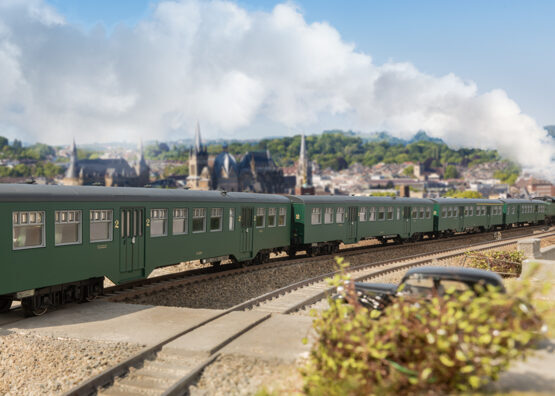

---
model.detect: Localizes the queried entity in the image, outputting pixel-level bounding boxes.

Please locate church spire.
[66,138,79,179]
[194,121,203,153]
[299,133,306,163]
[296,133,313,194]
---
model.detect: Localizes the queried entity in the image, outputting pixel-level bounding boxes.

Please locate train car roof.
[287,195,434,205]
[430,198,503,205]
[0,184,290,203]
[499,198,544,204]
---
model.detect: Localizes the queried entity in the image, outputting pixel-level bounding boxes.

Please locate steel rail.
[64,229,554,396]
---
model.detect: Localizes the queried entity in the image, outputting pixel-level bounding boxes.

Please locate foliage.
[444,164,459,179]
[402,165,414,177]
[493,162,521,185]
[162,164,189,178]
[0,161,64,179]
[445,190,483,198]
[369,191,396,197]
[145,142,189,161]
[0,136,57,161]
[464,250,524,275]
[173,130,506,171]
[301,258,545,395]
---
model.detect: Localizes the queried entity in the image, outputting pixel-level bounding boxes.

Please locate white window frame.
[192,208,206,233]
[324,207,334,224]
[229,208,235,231]
[90,209,113,242]
[12,210,46,250]
[278,207,287,227]
[150,209,168,237]
[55,210,82,246]
[311,207,322,225]
[172,208,188,235]
[378,207,385,221]
[369,207,376,221]
[387,207,393,220]
[256,207,265,228]
[336,207,345,223]
[359,207,367,222]
[210,208,223,232]
[267,208,277,227]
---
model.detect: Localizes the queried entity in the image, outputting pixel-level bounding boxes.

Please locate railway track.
[64,229,555,396]
[104,224,551,303]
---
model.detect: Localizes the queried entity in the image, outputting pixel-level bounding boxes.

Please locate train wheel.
[0,298,12,313]
[21,297,48,317]
[287,248,297,258]
[211,260,221,268]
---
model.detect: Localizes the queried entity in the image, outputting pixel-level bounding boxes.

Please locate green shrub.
[464,250,524,275]
[301,258,545,395]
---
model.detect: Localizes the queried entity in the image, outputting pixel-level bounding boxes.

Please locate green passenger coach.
[288,195,435,254]
[1,184,290,315]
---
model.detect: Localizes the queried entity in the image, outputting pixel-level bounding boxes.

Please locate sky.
[0,0,554,178]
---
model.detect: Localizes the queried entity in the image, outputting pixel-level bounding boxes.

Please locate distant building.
[295,133,315,195]
[186,122,287,193]
[62,139,150,187]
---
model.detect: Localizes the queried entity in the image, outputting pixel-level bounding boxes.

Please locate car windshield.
[401,275,472,297]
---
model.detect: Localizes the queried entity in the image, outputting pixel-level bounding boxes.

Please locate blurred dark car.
[335,266,505,311]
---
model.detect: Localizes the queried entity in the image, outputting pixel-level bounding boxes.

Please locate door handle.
[132,236,136,244]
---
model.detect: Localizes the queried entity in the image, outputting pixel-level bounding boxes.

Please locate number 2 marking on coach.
[114,219,120,229]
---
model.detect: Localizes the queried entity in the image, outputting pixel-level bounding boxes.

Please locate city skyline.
[0,0,553,179]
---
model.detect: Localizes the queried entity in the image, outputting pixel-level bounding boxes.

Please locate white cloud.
[0,0,553,179]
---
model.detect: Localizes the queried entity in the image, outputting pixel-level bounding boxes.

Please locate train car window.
[311,207,322,225]
[469,207,474,216]
[210,208,223,232]
[229,208,235,231]
[324,207,334,224]
[454,207,459,217]
[192,208,206,233]
[426,208,431,219]
[387,207,393,220]
[90,210,113,242]
[278,207,286,226]
[377,207,385,221]
[150,209,168,237]
[173,208,188,235]
[256,208,266,228]
[55,210,82,246]
[369,207,376,221]
[412,208,418,219]
[336,207,346,223]
[447,207,452,218]
[464,206,468,216]
[359,207,367,222]
[268,208,277,227]
[419,207,425,218]
[441,208,446,218]
[13,211,45,249]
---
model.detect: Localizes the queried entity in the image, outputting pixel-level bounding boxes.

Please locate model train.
[0,184,551,316]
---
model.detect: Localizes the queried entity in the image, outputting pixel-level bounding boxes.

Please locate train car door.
[119,208,145,276]
[403,206,411,236]
[240,207,254,256]
[485,206,491,229]
[347,207,358,240]
[458,205,464,230]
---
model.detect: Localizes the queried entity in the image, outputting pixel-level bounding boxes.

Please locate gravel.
[0,331,143,395]
[188,355,303,396]
[129,231,519,310]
